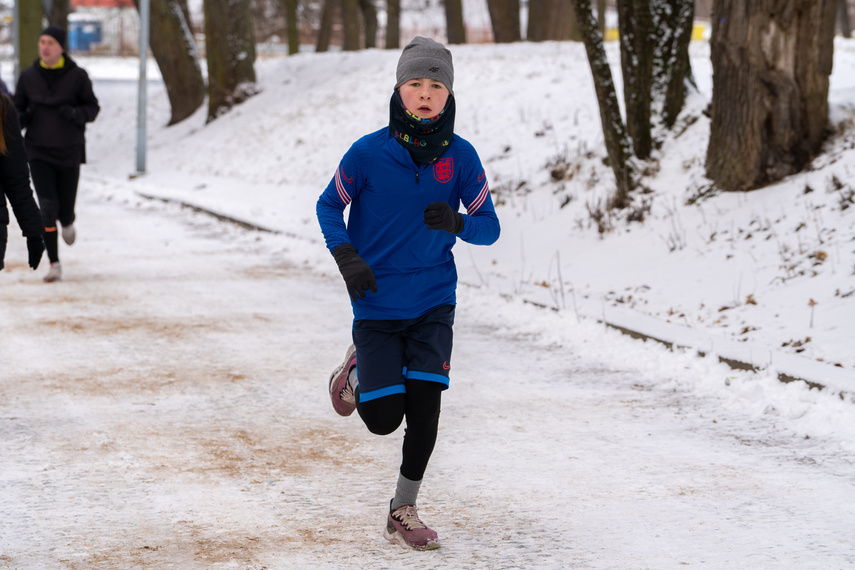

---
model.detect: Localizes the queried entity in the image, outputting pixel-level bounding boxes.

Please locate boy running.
[316,36,500,550]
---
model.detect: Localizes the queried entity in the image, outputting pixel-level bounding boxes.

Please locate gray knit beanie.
[394,36,454,96]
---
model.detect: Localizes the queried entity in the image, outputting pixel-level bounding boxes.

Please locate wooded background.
[6,0,853,207]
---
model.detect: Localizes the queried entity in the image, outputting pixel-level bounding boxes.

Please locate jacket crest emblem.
[434,158,454,183]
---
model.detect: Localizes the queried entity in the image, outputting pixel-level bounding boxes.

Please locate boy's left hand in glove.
[332,243,377,302]
[423,202,464,234]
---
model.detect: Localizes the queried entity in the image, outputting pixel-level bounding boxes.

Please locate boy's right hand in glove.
[424,202,464,234]
[332,243,377,302]
[27,236,45,270]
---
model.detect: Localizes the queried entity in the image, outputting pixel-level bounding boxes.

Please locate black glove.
[17,110,31,129]
[59,105,83,125]
[424,202,464,234]
[332,243,377,302]
[27,236,45,270]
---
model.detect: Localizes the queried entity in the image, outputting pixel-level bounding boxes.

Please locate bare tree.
[445,0,466,44]
[617,0,653,159]
[18,0,42,74]
[386,0,401,48]
[597,0,606,34]
[251,0,283,43]
[47,0,70,29]
[176,0,192,25]
[652,0,694,129]
[341,0,360,50]
[204,0,258,122]
[572,0,637,208]
[486,0,521,42]
[705,0,836,191]
[359,0,378,48]
[316,0,337,52]
[615,0,694,159]
[135,0,205,125]
[283,0,299,54]
[839,0,852,37]
[529,0,580,41]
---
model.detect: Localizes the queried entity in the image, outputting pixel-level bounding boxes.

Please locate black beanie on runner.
[41,25,67,50]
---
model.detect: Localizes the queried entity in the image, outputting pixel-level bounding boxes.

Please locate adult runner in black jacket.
[0,93,44,272]
[14,25,99,282]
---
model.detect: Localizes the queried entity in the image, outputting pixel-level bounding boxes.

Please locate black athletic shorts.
[352,304,455,403]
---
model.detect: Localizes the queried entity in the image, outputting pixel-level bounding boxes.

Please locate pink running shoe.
[328,344,356,416]
[383,503,440,551]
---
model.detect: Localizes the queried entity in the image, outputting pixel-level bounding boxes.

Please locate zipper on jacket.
[416,170,420,184]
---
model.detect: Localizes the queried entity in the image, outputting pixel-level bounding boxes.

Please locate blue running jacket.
[317,128,500,320]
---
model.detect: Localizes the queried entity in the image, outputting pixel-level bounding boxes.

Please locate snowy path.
[1,190,854,569]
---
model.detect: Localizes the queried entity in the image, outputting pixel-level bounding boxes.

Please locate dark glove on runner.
[424,202,464,234]
[332,243,377,302]
[27,236,45,270]
[59,105,83,125]
[17,111,31,129]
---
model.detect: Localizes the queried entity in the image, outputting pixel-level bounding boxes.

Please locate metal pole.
[136,0,150,174]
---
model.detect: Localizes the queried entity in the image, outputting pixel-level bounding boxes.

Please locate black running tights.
[29,160,80,264]
[356,379,443,482]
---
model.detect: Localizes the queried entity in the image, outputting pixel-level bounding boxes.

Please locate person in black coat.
[14,25,99,283]
[0,92,44,273]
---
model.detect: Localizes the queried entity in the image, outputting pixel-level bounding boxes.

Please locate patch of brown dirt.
[181,424,374,478]
[239,262,301,279]
[37,315,224,338]
[37,366,234,398]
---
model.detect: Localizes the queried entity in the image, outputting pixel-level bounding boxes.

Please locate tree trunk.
[528,0,549,40]
[204,0,258,122]
[316,0,337,52]
[47,0,70,29]
[839,0,852,37]
[445,0,466,44]
[617,0,653,159]
[651,0,694,129]
[359,0,378,48]
[341,0,360,51]
[284,0,299,55]
[137,0,205,126]
[556,0,582,41]
[572,0,637,208]
[486,0,521,43]
[597,0,606,35]
[386,0,401,48]
[528,0,579,41]
[705,0,836,192]
[175,0,192,26]
[18,0,42,74]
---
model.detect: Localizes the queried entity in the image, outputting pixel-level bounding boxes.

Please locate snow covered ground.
[1,38,854,567]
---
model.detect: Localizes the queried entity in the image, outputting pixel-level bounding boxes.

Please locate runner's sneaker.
[43,262,62,283]
[383,503,440,551]
[328,344,356,416]
[61,224,76,246]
